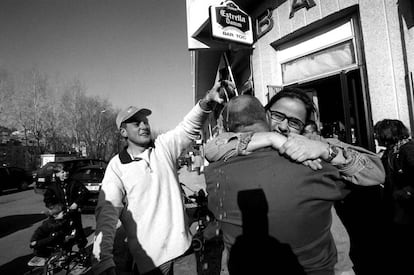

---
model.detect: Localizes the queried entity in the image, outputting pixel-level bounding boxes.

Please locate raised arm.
[156,81,226,160]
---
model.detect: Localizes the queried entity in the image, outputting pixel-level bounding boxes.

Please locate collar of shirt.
[119,147,152,164]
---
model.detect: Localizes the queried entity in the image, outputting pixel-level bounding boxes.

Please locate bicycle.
[42,248,90,275]
[26,209,91,275]
[181,183,223,275]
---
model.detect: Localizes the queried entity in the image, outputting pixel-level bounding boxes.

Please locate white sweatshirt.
[92,103,209,274]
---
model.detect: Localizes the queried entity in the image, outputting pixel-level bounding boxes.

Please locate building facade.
[187,0,414,150]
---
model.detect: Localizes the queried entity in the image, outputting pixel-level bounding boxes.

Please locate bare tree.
[76,95,113,159]
[3,69,121,163]
[42,85,73,153]
[12,68,54,152]
[60,79,86,154]
[0,68,16,128]
[59,79,119,160]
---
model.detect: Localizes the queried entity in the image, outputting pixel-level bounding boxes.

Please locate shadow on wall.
[399,0,414,28]
[228,189,306,275]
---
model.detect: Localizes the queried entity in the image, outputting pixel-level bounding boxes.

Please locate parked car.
[0,166,32,194]
[70,165,106,211]
[33,158,107,193]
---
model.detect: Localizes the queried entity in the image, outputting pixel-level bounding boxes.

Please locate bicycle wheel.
[43,254,60,275]
[65,251,91,275]
[43,252,67,275]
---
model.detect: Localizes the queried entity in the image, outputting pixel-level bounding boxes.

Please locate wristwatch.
[326,144,339,163]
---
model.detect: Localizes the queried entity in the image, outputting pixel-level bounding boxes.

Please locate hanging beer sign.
[209,1,253,45]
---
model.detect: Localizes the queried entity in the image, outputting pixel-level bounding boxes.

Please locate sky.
[0,0,194,132]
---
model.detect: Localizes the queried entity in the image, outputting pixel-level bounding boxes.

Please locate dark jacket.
[382,139,414,224]
[30,216,69,249]
[43,178,89,209]
[205,149,349,274]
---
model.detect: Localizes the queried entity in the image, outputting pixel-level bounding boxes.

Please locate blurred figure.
[192,153,203,175]
[374,119,414,274]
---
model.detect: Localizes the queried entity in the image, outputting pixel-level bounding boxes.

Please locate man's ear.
[120,128,128,138]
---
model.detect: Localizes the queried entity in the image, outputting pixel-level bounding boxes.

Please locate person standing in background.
[374,119,414,274]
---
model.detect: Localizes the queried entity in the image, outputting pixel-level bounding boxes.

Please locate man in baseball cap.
[93,82,224,275]
[115,106,152,130]
[115,106,153,154]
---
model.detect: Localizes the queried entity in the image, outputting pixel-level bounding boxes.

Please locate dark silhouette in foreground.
[228,189,305,275]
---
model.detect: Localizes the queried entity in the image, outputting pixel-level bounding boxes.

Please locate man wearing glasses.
[205,87,384,275]
[205,94,350,274]
[269,110,305,132]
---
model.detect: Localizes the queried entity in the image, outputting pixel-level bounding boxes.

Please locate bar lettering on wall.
[289,0,316,18]
[256,9,274,39]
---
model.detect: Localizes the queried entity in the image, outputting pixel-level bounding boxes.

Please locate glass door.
[293,68,373,150]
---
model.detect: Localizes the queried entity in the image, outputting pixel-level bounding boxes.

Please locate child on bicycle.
[43,163,89,251]
[30,203,72,258]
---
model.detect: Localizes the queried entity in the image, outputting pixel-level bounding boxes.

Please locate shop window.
[281,40,356,84]
[266,85,282,104]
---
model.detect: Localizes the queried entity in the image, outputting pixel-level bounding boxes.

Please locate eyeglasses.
[268,110,305,131]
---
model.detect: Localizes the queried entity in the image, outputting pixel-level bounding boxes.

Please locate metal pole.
[223,52,238,96]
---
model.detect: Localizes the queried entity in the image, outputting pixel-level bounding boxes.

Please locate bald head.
[222,95,270,133]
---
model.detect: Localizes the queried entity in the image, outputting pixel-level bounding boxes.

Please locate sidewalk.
[178,165,206,197]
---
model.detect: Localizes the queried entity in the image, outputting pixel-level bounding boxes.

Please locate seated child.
[29,203,75,258]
